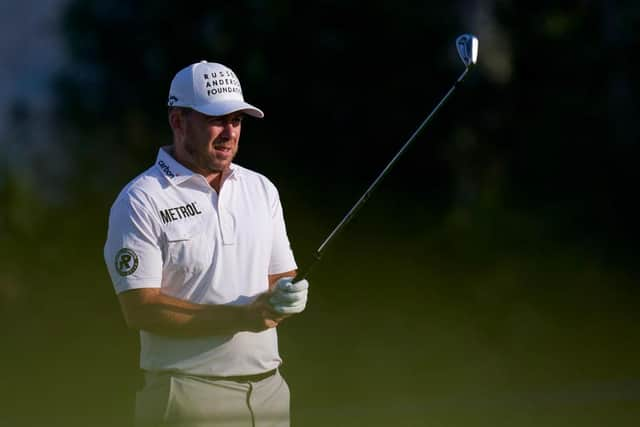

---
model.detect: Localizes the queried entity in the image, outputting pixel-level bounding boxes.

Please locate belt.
[200,368,277,383]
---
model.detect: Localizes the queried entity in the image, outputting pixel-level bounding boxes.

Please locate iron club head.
[456,34,479,68]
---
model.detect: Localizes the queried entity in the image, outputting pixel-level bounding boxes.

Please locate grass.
[1,198,638,426]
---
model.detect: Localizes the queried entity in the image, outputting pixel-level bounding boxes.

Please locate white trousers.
[135,370,290,427]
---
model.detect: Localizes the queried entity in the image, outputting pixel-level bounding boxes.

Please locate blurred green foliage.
[47,0,640,255]
[2,0,639,426]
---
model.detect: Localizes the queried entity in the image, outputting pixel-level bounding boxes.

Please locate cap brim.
[192,100,264,118]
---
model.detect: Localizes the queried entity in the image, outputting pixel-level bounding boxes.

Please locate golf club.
[294,34,479,283]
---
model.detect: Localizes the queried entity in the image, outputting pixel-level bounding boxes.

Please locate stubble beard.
[184,136,236,175]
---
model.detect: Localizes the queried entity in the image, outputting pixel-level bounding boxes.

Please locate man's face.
[179,110,243,175]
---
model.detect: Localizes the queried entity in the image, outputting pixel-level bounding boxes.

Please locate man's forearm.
[136,293,247,337]
[118,289,276,338]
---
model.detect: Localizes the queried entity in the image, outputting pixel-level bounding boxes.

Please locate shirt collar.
[155,146,239,186]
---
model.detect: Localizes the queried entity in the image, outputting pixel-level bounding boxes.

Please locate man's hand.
[269,278,309,314]
[243,292,289,332]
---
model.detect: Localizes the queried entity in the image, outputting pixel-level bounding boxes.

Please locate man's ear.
[169,108,186,137]
[168,109,184,133]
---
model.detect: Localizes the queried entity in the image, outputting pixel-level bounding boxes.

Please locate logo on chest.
[159,201,203,224]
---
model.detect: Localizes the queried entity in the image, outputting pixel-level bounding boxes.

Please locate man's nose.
[221,121,235,137]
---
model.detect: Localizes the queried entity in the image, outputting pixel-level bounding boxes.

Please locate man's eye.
[208,117,242,126]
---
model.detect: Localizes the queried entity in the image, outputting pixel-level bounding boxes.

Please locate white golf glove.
[269,277,309,314]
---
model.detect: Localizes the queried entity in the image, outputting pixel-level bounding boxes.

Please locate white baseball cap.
[167,61,264,118]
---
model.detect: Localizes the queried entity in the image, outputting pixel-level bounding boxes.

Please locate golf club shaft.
[294,67,471,283]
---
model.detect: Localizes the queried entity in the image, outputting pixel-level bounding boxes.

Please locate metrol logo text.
[159,202,203,224]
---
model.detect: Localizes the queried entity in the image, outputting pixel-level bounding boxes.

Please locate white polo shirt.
[104,146,297,376]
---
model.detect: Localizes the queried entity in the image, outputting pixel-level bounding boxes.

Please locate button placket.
[217,183,236,246]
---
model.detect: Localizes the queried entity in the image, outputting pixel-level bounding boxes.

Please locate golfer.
[104,60,309,426]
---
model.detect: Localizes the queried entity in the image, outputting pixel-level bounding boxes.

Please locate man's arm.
[118,288,287,337]
[268,270,297,290]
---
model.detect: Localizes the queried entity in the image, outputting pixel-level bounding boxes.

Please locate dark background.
[2,1,639,426]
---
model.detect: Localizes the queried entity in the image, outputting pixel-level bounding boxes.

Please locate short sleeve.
[268,187,297,275]
[104,192,163,294]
